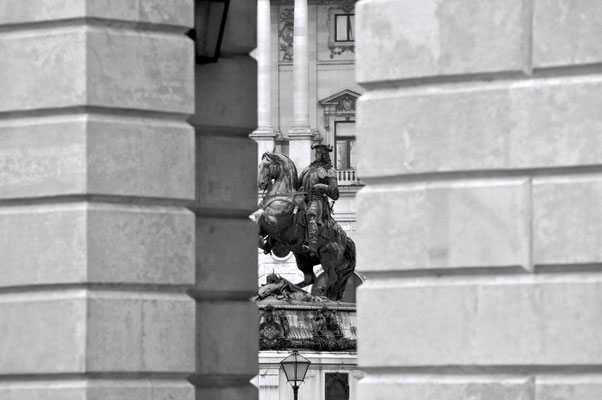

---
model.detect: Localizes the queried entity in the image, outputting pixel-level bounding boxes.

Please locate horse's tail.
[329,236,356,301]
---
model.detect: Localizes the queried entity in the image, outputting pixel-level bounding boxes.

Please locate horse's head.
[258,152,299,193]
[258,153,280,190]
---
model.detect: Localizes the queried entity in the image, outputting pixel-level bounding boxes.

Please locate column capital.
[288,126,313,139]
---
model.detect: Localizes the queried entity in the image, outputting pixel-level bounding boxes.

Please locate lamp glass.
[280,350,311,386]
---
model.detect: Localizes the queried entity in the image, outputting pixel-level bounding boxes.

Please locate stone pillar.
[356,0,602,399]
[251,0,276,162]
[0,1,195,399]
[188,0,259,399]
[288,0,312,170]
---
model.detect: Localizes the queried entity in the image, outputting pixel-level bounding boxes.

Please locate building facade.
[251,1,363,399]
[1,1,601,400]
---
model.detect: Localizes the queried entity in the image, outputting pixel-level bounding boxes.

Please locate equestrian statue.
[251,145,356,301]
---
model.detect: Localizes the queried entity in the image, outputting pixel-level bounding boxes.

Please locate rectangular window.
[335,121,356,170]
[335,14,354,42]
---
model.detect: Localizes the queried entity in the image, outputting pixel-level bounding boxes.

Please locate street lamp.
[280,350,311,400]
[188,0,230,63]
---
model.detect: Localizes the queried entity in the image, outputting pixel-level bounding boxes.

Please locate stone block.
[0,291,87,373]
[533,0,602,68]
[221,0,257,54]
[196,301,258,376]
[0,29,86,112]
[86,291,195,372]
[357,76,602,178]
[537,377,602,400]
[0,116,86,199]
[0,115,194,200]
[356,0,528,84]
[87,203,195,284]
[195,136,257,212]
[0,380,195,400]
[356,179,530,272]
[86,27,194,114]
[0,203,194,287]
[196,384,258,400]
[533,175,602,266]
[195,218,258,295]
[190,56,257,134]
[358,278,602,367]
[0,27,193,114]
[0,0,193,27]
[0,204,87,287]
[358,375,534,399]
[87,115,195,200]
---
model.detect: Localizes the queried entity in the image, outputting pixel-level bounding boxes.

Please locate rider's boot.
[305,217,319,257]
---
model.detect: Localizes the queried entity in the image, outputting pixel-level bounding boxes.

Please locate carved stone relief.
[279,8,294,63]
[327,5,355,59]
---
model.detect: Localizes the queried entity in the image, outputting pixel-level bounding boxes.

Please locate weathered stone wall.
[356,0,602,398]
[188,1,259,399]
[0,1,257,399]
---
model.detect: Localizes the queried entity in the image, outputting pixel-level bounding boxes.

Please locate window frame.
[334,13,355,43]
[334,120,356,171]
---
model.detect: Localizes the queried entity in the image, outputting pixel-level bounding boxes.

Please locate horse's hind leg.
[293,253,317,288]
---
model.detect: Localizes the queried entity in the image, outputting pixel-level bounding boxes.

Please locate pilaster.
[0,1,195,398]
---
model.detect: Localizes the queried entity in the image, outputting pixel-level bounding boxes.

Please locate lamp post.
[280,350,311,400]
[188,0,231,63]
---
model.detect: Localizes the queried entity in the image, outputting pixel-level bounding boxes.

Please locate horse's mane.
[262,152,300,190]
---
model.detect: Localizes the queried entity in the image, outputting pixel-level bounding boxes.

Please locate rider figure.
[298,144,339,257]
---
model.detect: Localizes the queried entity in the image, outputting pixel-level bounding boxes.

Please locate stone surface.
[533,0,602,68]
[87,115,195,199]
[0,204,87,287]
[196,301,259,376]
[0,290,195,374]
[0,0,193,27]
[0,204,194,287]
[357,76,602,178]
[358,376,534,399]
[0,380,194,400]
[537,378,602,400]
[0,116,87,198]
[357,179,530,271]
[356,0,528,83]
[195,135,257,212]
[196,384,258,400]
[0,27,193,114]
[86,292,195,372]
[190,57,257,134]
[0,115,194,200]
[358,278,602,367]
[533,175,602,266]
[0,29,87,112]
[195,218,257,294]
[87,204,195,285]
[0,291,87,374]
[221,0,257,54]
[86,28,194,114]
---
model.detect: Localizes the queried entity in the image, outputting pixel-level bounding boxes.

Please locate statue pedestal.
[256,298,356,352]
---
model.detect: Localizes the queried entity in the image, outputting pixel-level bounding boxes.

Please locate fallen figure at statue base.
[251,273,331,303]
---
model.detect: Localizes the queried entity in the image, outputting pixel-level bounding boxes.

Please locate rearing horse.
[254,152,356,301]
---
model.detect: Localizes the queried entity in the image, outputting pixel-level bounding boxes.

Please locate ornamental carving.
[337,95,355,112]
[279,8,294,63]
[327,5,355,59]
[259,304,290,350]
[312,306,353,351]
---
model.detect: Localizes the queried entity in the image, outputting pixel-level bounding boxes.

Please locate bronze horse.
[253,152,356,301]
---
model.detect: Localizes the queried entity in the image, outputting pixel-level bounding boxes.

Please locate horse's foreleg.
[293,253,317,288]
